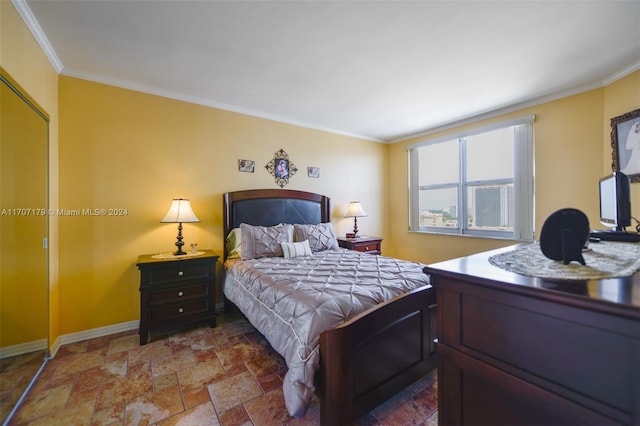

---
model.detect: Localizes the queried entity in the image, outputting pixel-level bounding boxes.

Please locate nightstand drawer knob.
[178,291,184,297]
[178,307,184,313]
[178,271,184,276]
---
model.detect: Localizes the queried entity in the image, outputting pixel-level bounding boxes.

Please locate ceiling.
[20,0,640,142]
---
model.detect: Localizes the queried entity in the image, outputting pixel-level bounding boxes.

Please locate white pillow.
[281,240,312,259]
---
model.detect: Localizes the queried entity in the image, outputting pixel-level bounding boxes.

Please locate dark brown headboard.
[223,189,331,257]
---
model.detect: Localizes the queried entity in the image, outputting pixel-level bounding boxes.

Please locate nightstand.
[337,236,383,255]
[136,250,219,345]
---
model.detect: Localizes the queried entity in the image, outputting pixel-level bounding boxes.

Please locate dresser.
[337,236,382,255]
[136,250,219,345]
[424,245,640,425]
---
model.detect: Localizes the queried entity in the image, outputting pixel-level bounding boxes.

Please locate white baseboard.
[0,339,48,359]
[50,320,139,358]
[45,302,226,358]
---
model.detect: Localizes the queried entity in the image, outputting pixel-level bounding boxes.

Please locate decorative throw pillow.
[281,240,312,259]
[225,228,242,259]
[240,223,294,260]
[293,223,339,252]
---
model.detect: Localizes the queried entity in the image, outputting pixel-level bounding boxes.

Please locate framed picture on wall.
[275,159,289,179]
[611,108,640,182]
[238,159,255,173]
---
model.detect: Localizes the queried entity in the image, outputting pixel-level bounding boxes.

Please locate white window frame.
[407,115,535,241]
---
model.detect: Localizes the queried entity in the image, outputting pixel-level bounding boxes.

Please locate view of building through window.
[414,126,521,236]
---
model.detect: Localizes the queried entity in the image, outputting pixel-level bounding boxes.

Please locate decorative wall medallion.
[265,149,297,187]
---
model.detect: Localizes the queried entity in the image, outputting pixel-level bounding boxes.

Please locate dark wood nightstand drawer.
[148,263,209,284]
[137,250,219,345]
[337,236,383,255]
[149,299,209,321]
[352,242,380,253]
[149,284,208,306]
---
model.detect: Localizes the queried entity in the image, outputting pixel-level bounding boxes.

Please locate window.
[408,115,534,240]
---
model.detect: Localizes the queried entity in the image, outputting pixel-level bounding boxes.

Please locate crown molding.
[60,67,383,143]
[602,59,640,86]
[391,61,640,145]
[12,0,63,73]
[11,0,638,144]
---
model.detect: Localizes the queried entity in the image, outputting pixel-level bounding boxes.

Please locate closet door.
[0,69,49,424]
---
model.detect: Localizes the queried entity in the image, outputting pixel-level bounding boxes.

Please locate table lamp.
[345,201,367,238]
[161,198,200,255]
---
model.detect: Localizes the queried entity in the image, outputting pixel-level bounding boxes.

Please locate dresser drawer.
[459,293,637,415]
[149,299,209,321]
[149,284,208,306]
[147,263,209,284]
[438,344,614,426]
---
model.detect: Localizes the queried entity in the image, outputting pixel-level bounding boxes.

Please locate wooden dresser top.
[424,244,640,316]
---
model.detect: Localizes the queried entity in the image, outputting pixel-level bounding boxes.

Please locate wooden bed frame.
[223,189,437,425]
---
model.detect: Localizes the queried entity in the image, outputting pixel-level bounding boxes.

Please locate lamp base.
[173,222,187,255]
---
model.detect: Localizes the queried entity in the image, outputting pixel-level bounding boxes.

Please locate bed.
[222,189,437,425]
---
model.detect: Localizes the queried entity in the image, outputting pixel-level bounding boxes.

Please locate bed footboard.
[318,285,437,425]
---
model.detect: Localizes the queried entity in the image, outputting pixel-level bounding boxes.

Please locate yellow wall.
[0,1,60,346]
[58,76,387,335]
[386,82,639,264]
[603,71,640,209]
[3,0,639,344]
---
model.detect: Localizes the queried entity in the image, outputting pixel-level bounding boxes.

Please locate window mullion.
[466,178,513,187]
[409,149,419,231]
[459,138,467,234]
[418,182,459,191]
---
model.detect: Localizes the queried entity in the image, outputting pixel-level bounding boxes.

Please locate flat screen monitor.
[599,172,631,231]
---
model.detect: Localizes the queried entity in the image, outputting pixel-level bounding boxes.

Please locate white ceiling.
[20,0,640,142]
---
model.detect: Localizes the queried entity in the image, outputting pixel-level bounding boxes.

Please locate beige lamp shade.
[161,198,200,223]
[345,201,368,218]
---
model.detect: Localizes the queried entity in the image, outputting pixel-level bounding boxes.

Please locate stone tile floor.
[7,313,437,425]
[1,350,47,422]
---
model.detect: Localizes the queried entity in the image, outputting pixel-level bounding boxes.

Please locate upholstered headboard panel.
[229,198,322,228]
[222,189,331,256]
